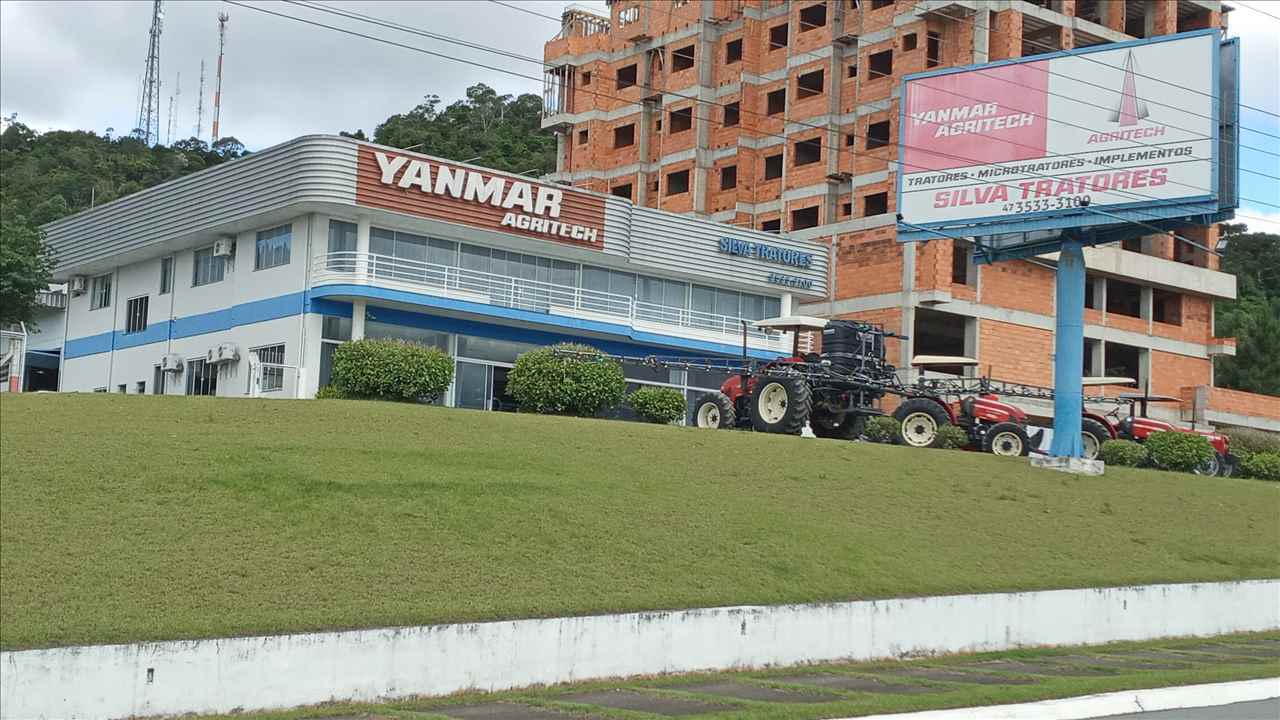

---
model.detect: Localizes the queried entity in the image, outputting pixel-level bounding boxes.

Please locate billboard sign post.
[895,30,1238,469]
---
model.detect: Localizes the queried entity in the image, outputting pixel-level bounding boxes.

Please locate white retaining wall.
[3,580,1277,720]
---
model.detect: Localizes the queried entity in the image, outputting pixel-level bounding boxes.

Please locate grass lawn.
[1,393,1277,650]
[212,633,1280,719]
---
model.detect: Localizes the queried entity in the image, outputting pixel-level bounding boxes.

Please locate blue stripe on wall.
[65,291,309,359]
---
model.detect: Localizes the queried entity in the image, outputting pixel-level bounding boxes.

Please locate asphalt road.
[1090,698,1280,719]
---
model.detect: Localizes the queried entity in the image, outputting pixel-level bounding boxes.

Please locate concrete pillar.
[351,300,367,341]
[1140,285,1154,324]
[1090,339,1106,378]
[692,5,716,217]
[1092,275,1107,311]
[1102,0,1125,33]
[1146,0,1177,36]
[556,132,569,175]
[356,215,371,279]
[781,293,794,316]
[972,9,990,64]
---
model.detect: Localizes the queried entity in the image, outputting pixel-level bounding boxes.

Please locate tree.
[1213,224,1280,396]
[0,199,55,327]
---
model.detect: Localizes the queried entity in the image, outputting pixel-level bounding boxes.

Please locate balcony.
[312,251,790,355]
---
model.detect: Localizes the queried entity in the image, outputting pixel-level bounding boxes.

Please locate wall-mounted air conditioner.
[160,353,184,373]
[69,276,88,295]
[216,342,240,363]
[212,238,235,257]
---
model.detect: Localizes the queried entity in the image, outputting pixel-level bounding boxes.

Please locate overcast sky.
[1,0,1276,229]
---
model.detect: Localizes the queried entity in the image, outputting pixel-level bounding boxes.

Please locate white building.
[41,135,828,416]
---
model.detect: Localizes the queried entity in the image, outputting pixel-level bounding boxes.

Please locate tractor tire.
[692,392,735,429]
[893,398,951,448]
[1193,452,1223,477]
[811,408,866,440]
[983,421,1030,457]
[750,376,811,435]
[1081,418,1112,460]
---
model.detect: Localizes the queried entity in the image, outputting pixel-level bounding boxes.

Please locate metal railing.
[313,251,788,351]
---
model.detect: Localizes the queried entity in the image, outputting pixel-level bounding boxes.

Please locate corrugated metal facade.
[43,136,357,276]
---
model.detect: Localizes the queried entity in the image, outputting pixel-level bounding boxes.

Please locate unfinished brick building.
[542,1,1276,429]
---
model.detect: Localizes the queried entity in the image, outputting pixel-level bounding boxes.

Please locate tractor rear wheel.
[811,408,866,440]
[1081,418,1112,460]
[1193,452,1222,477]
[983,421,1030,457]
[693,392,735,429]
[750,376,811,435]
[893,398,951,448]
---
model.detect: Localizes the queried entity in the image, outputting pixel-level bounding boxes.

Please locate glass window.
[456,335,537,364]
[89,273,112,310]
[252,344,286,391]
[428,238,458,267]
[366,321,449,350]
[321,316,352,341]
[691,285,715,314]
[192,247,225,287]
[186,358,218,395]
[714,288,739,317]
[454,361,491,410]
[159,257,173,294]
[609,270,636,299]
[125,296,149,333]
[551,260,577,288]
[255,224,292,270]
[764,296,782,318]
[370,227,395,257]
[460,244,490,273]
[395,232,428,264]
[328,220,357,253]
[319,342,337,389]
[582,266,609,293]
[740,293,766,321]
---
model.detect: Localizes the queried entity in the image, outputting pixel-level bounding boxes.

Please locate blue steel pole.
[1049,236,1085,458]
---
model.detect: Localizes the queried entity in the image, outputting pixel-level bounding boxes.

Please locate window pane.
[454,361,490,409]
[255,224,292,270]
[159,257,173,294]
[428,238,457,266]
[366,321,449,350]
[664,280,689,309]
[370,227,395,257]
[764,296,782,318]
[460,244,490,273]
[552,260,577,288]
[691,285,715,314]
[328,220,357,253]
[741,293,766,321]
[252,344,286,391]
[715,288,739,317]
[322,316,352,341]
[610,271,636,299]
[638,276,663,304]
[394,232,428,263]
[582,266,609,292]
[319,342,337,388]
[456,335,537,364]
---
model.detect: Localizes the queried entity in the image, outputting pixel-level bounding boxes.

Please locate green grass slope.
[1,394,1277,650]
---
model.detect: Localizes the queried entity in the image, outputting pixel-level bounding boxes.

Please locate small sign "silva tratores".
[355,146,606,249]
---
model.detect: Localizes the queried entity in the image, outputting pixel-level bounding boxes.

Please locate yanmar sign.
[354,146,605,249]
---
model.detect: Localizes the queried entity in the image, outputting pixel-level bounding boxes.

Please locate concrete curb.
[835,678,1280,720]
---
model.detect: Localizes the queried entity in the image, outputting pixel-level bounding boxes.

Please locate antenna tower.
[166,72,181,145]
[194,60,206,139]
[135,0,164,145]
[212,12,229,142]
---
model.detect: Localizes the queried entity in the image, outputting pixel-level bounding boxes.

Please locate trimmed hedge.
[1099,439,1147,467]
[864,416,900,443]
[936,424,970,450]
[628,387,687,425]
[1241,451,1280,481]
[1145,430,1215,473]
[506,343,626,417]
[330,339,454,402]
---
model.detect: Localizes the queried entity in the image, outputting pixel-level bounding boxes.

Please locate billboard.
[896,30,1234,247]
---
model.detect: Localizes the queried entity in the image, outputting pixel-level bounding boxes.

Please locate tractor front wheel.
[693,392,736,429]
[893,398,951,448]
[983,421,1029,457]
[750,376,812,435]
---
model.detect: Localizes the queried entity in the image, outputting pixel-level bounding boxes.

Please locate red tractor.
[692,316,899,439]
[892,356,1034,456]
[1083,391,1235,475]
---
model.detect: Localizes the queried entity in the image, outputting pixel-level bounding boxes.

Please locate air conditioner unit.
[70,276,88,295]
[160,353,184,373]
[207,347,219,364]
[212,238,235,257]
[216,342,240,363]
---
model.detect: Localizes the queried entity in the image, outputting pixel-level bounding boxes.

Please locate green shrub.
[1099,439,1147,467]
[1221,427,1280,455]
[330,339,454,402]
[864,416,900,443]
[628,387,687,424]
[506,343,626,417]
[314,385,347,400]
[1145,430,1216,473]
[936,423,970,450]
[1241,451,1280,481]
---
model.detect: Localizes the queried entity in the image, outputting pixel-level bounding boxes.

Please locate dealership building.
[36,135,828,415]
